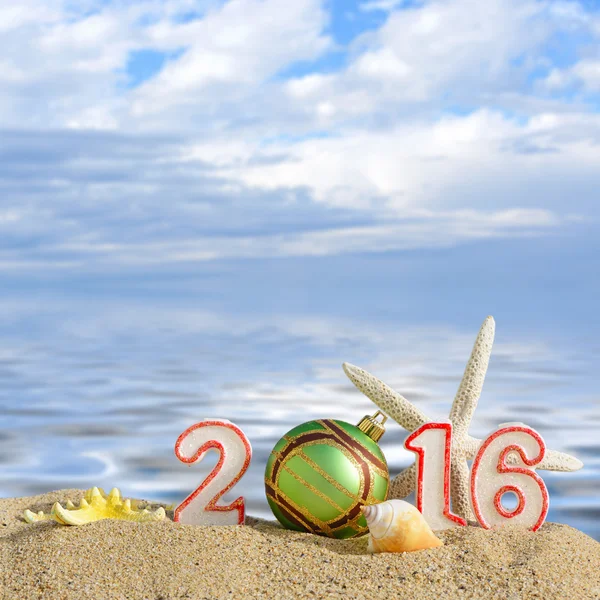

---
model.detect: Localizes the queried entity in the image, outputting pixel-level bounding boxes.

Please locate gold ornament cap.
[356,410,387,442]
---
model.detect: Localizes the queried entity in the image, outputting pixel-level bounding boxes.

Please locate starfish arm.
[387,464,416,499]
[505,448,583,472]
[449,316,495,438]
[469,438,582,471]
[463,435,483,459]
[343,362,429,432]
[451,455,475,522]
[537,448,583,471]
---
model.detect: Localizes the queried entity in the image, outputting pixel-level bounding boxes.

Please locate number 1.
[404,422,467,530]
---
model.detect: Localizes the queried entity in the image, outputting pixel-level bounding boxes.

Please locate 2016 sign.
[173,418,548,531]
[405,421,549,532]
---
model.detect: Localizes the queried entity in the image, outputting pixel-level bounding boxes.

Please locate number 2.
[174,419,252,526]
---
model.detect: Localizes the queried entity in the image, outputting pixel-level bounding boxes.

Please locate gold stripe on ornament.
[276,436,367,489]
[280,463,347,513]
[328,510,366,537]
[315,427,379,501]
[271,428,382,532]
[274,438,366,512]
[345,515,366,537]
[330,498,375,536]
[320,419,386,470]
[290,451,384,535]
[269,464,374,538]
[266,480,323,533]
[320,420,388,480]
[318,420,389,479]
[270,451,337,534]
[334,496,376,536]
[273,488,335,536]
[270,430,334,472]
[272,438,367,534]
[266,492,318,532]
[296,451,356,498]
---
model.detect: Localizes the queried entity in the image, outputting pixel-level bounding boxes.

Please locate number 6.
[174,419,252,526]
[470,423,549,531]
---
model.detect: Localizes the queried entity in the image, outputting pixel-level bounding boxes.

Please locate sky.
[0,0,598,276]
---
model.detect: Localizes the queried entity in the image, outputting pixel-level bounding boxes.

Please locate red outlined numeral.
[404,422,467,530]
[174,419,252,526]
[470,425,549,531]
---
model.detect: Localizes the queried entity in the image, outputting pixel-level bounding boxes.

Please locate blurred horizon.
[0,0,599,539]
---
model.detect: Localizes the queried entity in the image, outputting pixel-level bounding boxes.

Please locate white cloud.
[0,210,21,224]
[286,73,334,99]
[129,0,332,117]
[359,0,408,12]
[214,108,600,215]
[286,0,589,119]
[0,2,59,33]
[573,60,600,90]
[0,0,599,270]
[354,47,412,79]
[544,59,600,92]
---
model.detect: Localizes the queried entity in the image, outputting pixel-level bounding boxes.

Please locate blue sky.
[0,0,599,337]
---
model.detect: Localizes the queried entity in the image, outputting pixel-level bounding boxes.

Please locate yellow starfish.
[24,487,167,526]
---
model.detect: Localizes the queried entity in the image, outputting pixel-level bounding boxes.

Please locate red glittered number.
[405,422,466,530]
[470,425,549,531]
[174,419,252,526]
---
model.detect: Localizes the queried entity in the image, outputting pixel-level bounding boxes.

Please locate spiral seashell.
[362,499,443,553]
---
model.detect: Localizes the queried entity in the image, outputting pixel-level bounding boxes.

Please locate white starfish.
[343,316,583,522]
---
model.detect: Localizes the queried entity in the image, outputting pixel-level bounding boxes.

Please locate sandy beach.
[1,489,599,600]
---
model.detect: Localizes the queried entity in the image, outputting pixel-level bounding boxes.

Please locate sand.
[1,490,600,600]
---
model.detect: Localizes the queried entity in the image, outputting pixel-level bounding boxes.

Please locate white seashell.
[362,499,443,553]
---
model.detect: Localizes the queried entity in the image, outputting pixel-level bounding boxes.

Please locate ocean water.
[0,278,598,540]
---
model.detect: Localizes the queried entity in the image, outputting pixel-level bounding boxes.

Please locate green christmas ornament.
[264,411,389,539]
